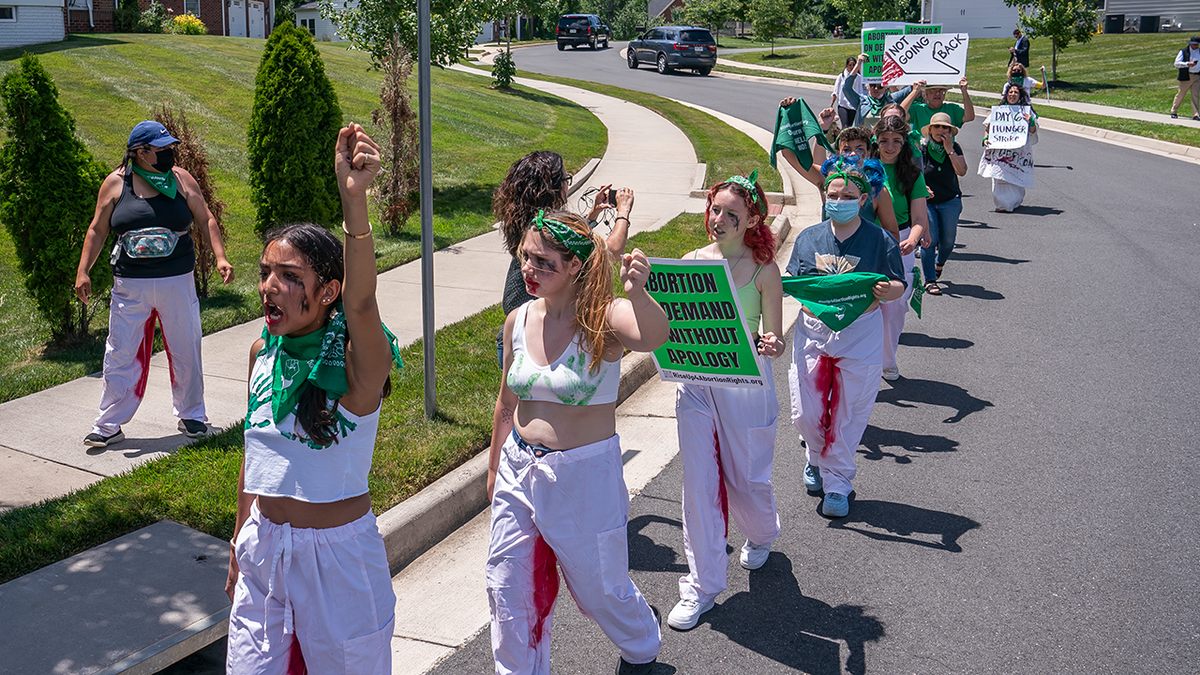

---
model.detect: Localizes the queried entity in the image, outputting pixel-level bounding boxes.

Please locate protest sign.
[770,97,834,171]
[861,21,904,83]
[984,105,1029,150]
[645,258,765,388]
[978,146,1035,189]
[881,32,969,86]
[781,273,888,332]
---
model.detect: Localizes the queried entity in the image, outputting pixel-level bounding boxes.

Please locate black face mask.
[151,147,175,173]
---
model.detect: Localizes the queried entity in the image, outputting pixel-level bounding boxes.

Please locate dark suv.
[557,14,610,50]
[628,26,716,75]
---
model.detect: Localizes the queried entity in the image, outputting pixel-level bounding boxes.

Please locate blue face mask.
[826,198,860,223]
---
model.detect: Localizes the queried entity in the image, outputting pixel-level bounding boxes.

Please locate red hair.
[704,181,775,265]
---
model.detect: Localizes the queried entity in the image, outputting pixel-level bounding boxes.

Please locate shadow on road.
[828,500,980,553]
[628,513,691,574]
[859,424,960,463]
[1013,205,1063,216]
[949,252,1030,265]
[938,282,1004,300]
[898,333,974,350]
[957,218,997,229]
[876,378,994,424]
[708,555,884,675]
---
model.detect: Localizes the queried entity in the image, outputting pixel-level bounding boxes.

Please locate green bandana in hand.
[782,272,888,332]
[533,210,594,261]
[910,266,923,318]
[131,165,178,200]
[261,303,403,424]
[770,98,834,171]
[726,169,760,204]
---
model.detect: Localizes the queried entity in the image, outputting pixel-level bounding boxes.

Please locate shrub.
[491,50,515,89]
[371,37,419,235]
[0,56,111,339]
[247,22,342,236]
[113,0,140,32]
[153,104,226,297]
[169,12,207,35]
[794,12,829,39]
[136,0,168,33]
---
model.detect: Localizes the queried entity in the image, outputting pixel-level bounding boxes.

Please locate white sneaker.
[882,367,900,381]
[739,540,770,570]
[667,598,714,630]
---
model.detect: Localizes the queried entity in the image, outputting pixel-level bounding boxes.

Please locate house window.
[301,18,315,35]
[184,0,199,15]
[0,6,16,21]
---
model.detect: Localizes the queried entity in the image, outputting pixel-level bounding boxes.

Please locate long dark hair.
[1002,81,1031,106]
[872,116,920,199]
[262,223,391,447]
[494,151,569,257]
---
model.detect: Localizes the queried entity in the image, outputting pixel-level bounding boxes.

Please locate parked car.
[557,14,611,50]
[628,26,717,75]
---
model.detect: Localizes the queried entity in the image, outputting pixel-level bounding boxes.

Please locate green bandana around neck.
[781,272,889,332]
[726,169,760,204]
[261,302,404,425]
[533,210,594,262]
[131,164,178,200]
[868,96,888,118]
[925,138,947,163]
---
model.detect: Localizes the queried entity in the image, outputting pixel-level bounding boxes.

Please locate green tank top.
[737,265,764,336]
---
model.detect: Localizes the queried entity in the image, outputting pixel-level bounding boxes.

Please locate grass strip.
[716,63,838,87]
[0,214,712,583]
[0,34,606,403]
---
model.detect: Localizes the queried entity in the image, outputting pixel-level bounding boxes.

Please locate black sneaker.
[1170,112,1178,118]
[1194,115,1200,121]
[178,419,207,438]
[84,429,124,447]
[616,657,657,675]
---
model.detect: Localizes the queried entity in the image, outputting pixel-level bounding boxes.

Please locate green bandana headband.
[726,169,760,204]
[261,302,403,425]
[130,165,178,200]
[824,170,871,195]
[533,210,594,261]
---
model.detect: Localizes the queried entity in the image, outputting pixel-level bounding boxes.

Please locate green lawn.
[0,213,712,584]
[0,33,606,403]
[716,36,858,50]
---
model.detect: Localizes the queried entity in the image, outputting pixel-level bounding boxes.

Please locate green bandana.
[925,137,947,163]
[782,272,888,332]
[726,169,760,204]
[130,165,178,200]
[261,303,403,424]
[910,266,923,318]
[533,210,594,262]
[825,170,870,195]
[867,96,887,118]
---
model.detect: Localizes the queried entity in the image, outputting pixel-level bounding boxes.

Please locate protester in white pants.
[785,157,906,518]
[667,173,785,631]
[74,120,233,447]
[226,126,403,674]
[872,116,929,381]
[488,210,669,675]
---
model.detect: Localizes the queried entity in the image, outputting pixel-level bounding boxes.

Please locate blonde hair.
[526,211,615,374]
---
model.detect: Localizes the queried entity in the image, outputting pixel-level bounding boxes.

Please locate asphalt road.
[428,44,1200,673]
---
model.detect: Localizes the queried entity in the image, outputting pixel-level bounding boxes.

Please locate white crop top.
[506,301,621,406]
[243,342,380,503]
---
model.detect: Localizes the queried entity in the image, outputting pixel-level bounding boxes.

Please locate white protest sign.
[881,33,969,86]
[986,105,1029,149]
[978,145,1036,189]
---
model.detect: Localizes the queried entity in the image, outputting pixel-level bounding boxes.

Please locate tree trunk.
[1052,40,1058,82]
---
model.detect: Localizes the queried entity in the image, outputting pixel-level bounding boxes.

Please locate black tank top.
[110,169,195,279]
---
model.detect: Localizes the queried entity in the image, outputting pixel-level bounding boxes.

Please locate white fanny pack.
[110,227,184,264]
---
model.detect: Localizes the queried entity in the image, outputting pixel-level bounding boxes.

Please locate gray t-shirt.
[786,220,906,287]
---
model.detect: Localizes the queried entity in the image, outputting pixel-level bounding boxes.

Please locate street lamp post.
[418,0,435,419]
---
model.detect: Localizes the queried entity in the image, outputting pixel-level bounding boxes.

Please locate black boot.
[616,657,657,675]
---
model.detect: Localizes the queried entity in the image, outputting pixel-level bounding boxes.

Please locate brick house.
[66,0,272,37]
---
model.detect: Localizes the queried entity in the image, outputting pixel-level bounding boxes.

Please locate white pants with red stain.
[881,231,915,373]
[226,501,396,675]
[788,308,884,497]
[675,357,780,604]
[487,432,661,675]
[93,272,206,435]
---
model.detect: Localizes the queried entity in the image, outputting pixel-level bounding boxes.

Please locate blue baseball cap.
[127,120,180,148]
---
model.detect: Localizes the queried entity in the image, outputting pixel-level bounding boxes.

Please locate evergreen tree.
[247,22,342,236]
[0,55,110,339]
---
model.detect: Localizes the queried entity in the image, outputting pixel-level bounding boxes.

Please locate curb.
[377,211,793,574]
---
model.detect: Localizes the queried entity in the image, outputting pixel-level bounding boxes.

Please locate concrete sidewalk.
[0,74,699,514]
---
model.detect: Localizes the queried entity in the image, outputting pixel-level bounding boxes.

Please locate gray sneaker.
[178,419,207,438]
[84,429,124,447]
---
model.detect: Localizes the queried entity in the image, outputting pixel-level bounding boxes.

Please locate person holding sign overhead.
[784,157,906,518]
[980,83,1038,213]
[900,77,975,134]
[666,172,785,631]
[844,53,913,129]
[487,211,668,675]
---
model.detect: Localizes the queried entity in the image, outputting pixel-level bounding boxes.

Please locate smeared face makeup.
[708,188,753,243]
[259,239,334,337]
[518,230,575,298]
[839,139,870,160]
[876,131,905,163]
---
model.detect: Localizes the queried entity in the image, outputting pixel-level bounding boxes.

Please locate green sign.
[645,258,765,388]
[861,22,941,83]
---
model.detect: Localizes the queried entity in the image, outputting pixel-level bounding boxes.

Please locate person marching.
[74,120,234,448]
[872,116,929,381]
[918,112,968,296]
[488,211,668,674]
[1005,62,1042,98]
[786,157,906,518]
[667,172,785,631]
[900,77,976,135]
[225,124,402,673]
[981,83,1039,213]
[843,53,913,129]
[1170,36,1200,120]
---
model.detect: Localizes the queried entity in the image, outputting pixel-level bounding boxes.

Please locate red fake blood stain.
[814,355,841,457]
[531,534,559,648]
[881,53,903,84]
[133,309,161,399]
[160,315,177,387]
[715,430,729,538]
[286,636,307,675]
